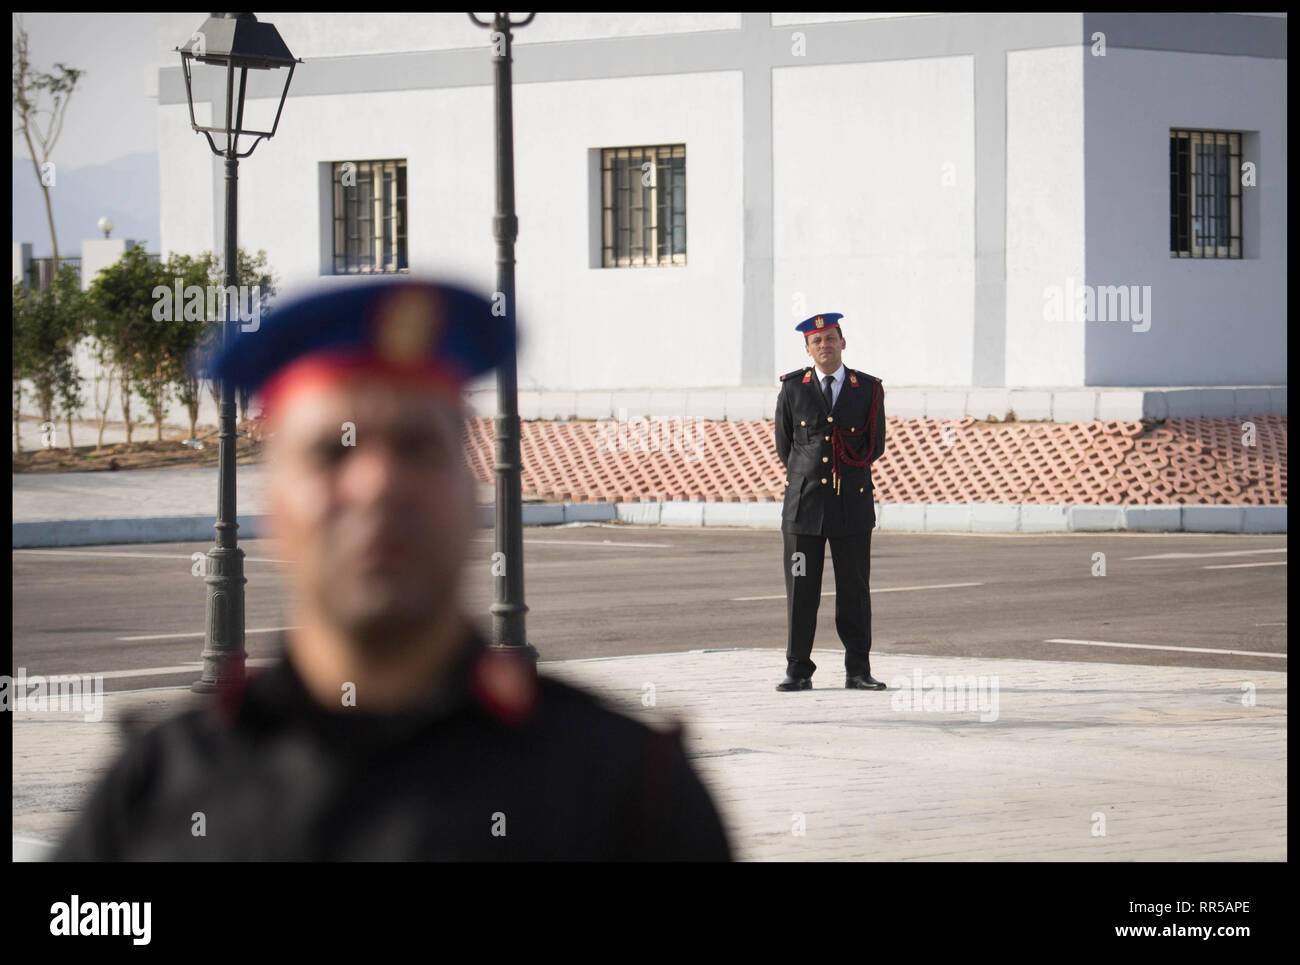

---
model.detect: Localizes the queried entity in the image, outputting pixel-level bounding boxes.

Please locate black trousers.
[782,530,873,679]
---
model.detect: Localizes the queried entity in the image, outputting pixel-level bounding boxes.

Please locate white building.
[43,13,1295,428]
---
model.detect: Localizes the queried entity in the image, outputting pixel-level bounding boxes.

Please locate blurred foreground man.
[57,280,730,860]
[774,313,887,692]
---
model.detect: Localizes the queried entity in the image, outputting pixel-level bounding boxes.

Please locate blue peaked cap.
[795,313,844,335]
[201,278,516,396]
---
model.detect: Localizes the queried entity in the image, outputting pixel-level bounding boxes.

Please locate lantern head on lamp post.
[178,12,298,159]
[177,13,298,694]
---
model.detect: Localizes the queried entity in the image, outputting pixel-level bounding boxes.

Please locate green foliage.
[85,244,279,439]
[13,280,37,383]
[86,243,169,398]
[12,266,86,431]
[167,251,220,438]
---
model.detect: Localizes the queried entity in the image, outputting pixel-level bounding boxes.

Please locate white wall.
[13,242,32,283]
[772,55,976,385]
[172,85,498,290]
[1083,48,1287,386]
[79,239,131,291]
[149,18,1286,402]
[1004,46,1087,387]
[158,100,215,259]
[159,70,746,393]
[513,71,744,390]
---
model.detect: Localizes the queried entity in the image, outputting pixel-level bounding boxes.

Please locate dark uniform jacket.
[776,365,886,537]
[55,630,731,861]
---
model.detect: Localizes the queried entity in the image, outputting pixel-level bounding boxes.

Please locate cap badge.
[375,287,442,364]
[814,316,825,329]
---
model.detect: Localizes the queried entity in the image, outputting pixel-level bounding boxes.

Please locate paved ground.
[549,649,1286,860]
[14,465,269,520]
[11,647,1286,860]
[11,525,1287,860]
[13,465,497,521]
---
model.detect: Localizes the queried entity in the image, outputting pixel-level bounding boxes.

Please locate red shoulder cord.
[830,381,882,495]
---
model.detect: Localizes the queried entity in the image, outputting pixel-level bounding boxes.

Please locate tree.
[86,245,279,447]
[84,329,117,449]
[50,267,87,449]
[12,266,84,451]
[166,251,220,443]
[134,321,172,442]
[12,14,83,269]
[85,245,168,443]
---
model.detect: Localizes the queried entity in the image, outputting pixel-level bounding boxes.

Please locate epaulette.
[209,667,253,727]
[780,367,811,383]
[853,369,882,384]
[469,648,537,727]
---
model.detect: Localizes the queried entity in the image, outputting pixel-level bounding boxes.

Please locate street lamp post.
[469,12,536,658]
[178,13,298,693]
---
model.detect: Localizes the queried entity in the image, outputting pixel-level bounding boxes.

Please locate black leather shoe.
[845,673,886,690]
[776,675,812,692]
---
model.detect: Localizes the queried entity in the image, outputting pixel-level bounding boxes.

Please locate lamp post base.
[193,543,247,693]
[191,663,247,695]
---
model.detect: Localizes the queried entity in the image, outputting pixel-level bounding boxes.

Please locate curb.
[612,501,1285,534]
[14,515,271,548]
[12,503,619,548]
[12,501,1284,547]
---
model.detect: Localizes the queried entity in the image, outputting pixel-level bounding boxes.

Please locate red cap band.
[258,351,465,422]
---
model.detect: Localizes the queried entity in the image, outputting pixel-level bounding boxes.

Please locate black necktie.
[822,374,834,411]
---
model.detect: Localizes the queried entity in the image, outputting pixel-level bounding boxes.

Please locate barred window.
[1169,130,1241,258]
[600,145,686,267]
[332,159,408,274]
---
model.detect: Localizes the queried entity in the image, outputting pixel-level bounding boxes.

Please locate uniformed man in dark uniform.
[55,279,730,860]
[774,312,887,692]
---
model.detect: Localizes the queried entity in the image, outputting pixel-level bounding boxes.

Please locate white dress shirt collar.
[813,362,845,385]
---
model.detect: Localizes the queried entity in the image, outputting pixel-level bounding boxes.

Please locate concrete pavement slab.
[12,649,1285,861]
[13,466,268,522]
[549,649,1286,861]
[13,467,499,524]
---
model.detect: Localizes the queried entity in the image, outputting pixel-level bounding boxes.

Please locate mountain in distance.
[12,151,161,257]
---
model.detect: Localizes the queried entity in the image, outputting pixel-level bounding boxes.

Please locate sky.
[11,12,194,256]
[12,12,168,167]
